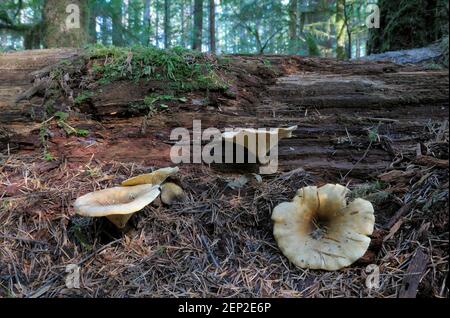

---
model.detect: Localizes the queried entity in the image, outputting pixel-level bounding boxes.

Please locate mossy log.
[0,49,448,180]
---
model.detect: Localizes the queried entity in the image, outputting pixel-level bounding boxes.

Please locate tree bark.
[192,0,203,51]
[164,0,170,48]
[43,0,89,48]
[288,0,298,54]
[209,0,216,54]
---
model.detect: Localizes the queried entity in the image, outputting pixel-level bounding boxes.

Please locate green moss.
[86,45,230,91]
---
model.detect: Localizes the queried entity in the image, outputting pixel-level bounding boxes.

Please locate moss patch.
[87,45,230,91]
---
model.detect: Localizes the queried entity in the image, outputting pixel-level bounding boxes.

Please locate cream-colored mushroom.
[74,184,161,229]
[272,184,375,271]
[160,182,186,205]
[121,167,179,187]
[222,126,297,159]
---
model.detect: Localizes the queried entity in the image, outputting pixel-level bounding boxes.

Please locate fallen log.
[0,49,448,180]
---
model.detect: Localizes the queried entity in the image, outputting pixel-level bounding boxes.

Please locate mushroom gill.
[272,184,375,271]
[74,184,161,229]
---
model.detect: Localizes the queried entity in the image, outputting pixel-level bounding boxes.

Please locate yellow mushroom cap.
[121,167,179,187]
[74,184,160,229]
[272,184,375,271]
[160,182,186,205]
[222,125,297,139]
[222,126,297,153]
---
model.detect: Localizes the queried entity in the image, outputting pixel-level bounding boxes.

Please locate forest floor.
[0,49,448,298]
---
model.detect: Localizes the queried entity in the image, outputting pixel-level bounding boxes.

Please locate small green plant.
[137,93,177,114]
[305,34,321,57]
[43,151,55,162]
[39,122,54,161]
[368,126,380,143]
[74,91,93,105]
[262,59,272,67]
[54,111,90,137]
[75,128,90,137]
[54,111,69,121]
[72,223,93,252]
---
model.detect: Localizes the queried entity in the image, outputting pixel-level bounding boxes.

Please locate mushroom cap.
[74,184,161,218]
[222,126,297,147]
[161,182,186,205]
[221,126,297,159]
[272,184,375,271]
[121,167,179,187]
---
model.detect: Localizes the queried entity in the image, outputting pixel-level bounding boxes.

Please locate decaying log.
[0,49,448,180]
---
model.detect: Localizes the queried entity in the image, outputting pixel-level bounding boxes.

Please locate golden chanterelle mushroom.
[74,184,160,229]
[121,167,179,187]
[272,184,375,271]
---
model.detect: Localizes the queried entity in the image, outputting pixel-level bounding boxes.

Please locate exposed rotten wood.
[0,50,449,181]
[399,248,430,298]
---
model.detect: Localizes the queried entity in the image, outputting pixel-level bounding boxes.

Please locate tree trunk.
[155,0,159,47]
[299,11,306,36]
[43,0,89,48]
[347,29,352,59]
[164,0,170,48]
[288,0,298,54]
[355,37,360,58]
[143,0,151,46]
[111,0,124,47]
[88,1,97,44]
[192,0,203,51]
[209,0,216,53]
[336,0,347,59]
[100,16,109,45]
[180,0,186,47]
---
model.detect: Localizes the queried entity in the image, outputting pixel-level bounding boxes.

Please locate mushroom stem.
[106,213,134,230]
